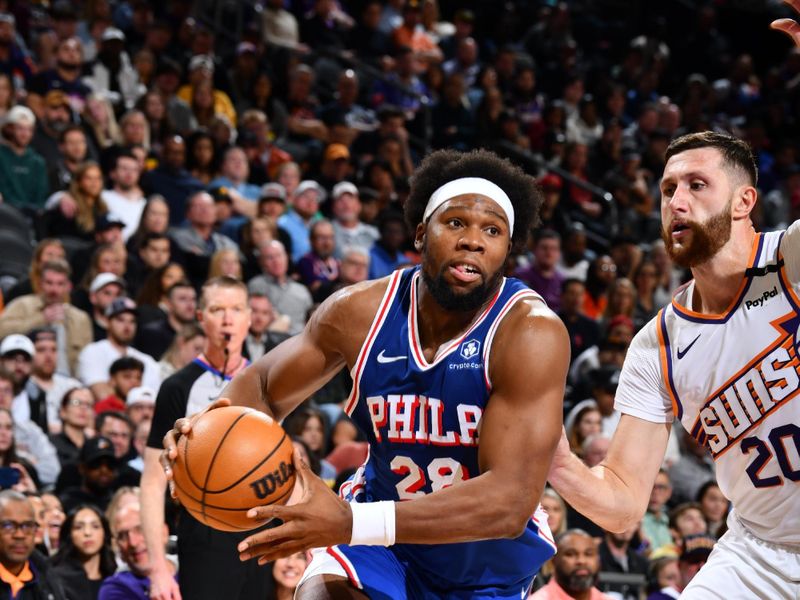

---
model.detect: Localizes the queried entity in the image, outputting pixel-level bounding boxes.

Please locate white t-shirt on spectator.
[101,190,146,241]
[77,339,161,392]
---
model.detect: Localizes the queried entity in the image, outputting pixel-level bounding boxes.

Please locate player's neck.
[416,285,491,354]
[689,227,756,314]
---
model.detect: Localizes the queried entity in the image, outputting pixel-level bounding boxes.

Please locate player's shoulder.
[490,294,570,373]
[315,271,400,324]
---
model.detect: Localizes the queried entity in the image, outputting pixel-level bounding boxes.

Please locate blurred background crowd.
[0,0,795,598]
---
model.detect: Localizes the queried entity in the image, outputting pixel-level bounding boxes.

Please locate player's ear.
[732,184,757,220]
[414,222,426,251]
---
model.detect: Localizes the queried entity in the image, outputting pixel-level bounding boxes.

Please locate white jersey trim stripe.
[482,289,541,390]
[407,271,506,371]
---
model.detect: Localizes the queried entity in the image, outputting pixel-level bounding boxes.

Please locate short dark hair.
[40,259,72,279]
[166,279,195,299]
[138,231,169,251]
[405,149,542,251]
[534,228,560,245]
[665,131,757,187]
[58,124,85,145]
[668,501,704,530]
[109,357,144,376]
[561,277,585,293]
[95,410,133,433]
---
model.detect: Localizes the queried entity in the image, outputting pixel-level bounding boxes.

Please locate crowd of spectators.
[0,0,795,597]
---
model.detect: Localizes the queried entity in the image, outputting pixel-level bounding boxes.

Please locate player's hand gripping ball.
[171,406,296,531]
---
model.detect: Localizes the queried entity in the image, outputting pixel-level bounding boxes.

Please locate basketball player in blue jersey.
[162,148,571,599]
[548,8,800,599]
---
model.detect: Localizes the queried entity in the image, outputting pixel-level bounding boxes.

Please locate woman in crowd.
[564,400,602,457]
[190,80,218,129]
[136,90,173,157]
[135,263,187,315]
[601,277,636,332]
[284,407,336,484]
[531,487,568,591]
[52,505,117,600]
[645,556,681,600]
[82,94,121,150]
[4,238,66,303]
[696,481,730,539]
[208,248,243,280]
[240,216,278,280]
[126,195,171,255]
[0,408,39,491]
[267,552,309,600]
[185,130,219,185]
[44,162,108,240]
[158,324,207,380]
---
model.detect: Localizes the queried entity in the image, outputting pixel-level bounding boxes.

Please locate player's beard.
[421,252,504,313]
[661,200,733,269]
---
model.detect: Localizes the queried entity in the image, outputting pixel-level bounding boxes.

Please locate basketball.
[171,406,296,532]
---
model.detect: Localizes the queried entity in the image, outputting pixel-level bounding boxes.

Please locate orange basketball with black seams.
[172,406,296,532]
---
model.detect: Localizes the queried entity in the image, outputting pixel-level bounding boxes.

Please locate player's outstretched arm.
[548,414,670,533]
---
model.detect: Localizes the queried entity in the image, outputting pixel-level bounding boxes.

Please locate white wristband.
[349,501,396,546]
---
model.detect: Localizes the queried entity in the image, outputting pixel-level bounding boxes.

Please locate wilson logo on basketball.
[249,461,295,500]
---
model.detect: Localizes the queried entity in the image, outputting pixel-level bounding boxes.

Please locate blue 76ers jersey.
[332,266,556,596]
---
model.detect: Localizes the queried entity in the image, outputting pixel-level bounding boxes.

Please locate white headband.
[423,177,514,235]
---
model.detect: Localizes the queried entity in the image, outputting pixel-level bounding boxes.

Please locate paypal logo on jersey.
[460,339,480,360]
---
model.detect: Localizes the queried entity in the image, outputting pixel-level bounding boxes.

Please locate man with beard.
[0,106,47,212]
[548,127,800,596]
[531,529,612,599]
[162,149,569,599]
[297,220,339,296]
[31,90,74,166]
[59,436,119,513]
[133,281,197,360]
[101,152,146,242]
[28,328,80,435]
[27,37,91,117]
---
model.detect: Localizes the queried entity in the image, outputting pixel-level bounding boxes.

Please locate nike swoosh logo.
[377,349,406,364]
[677,334,701,359]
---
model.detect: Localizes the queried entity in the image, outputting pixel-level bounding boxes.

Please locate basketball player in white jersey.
[549,10,800,598]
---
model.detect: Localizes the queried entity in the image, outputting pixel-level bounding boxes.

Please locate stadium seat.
[0,230,33,280]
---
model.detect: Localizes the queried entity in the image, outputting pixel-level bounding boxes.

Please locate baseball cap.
[590,366,621,391]
[332,181,358,199]
[105,297,137,319]
[101,27,125,42]
[209,185,232,204]
[538,173,562,191]
[5,105,35,127]
[295,180,326,202]
[0,334,35,358]
[680,534,716,563]
[96,213,125,232]
[127,386,156,407]
[80,436,118,466]
[188,54,215,73]
[90,273,126,294]
[44,90,70,109]
[324,143,350,162]
[259,182,286,202]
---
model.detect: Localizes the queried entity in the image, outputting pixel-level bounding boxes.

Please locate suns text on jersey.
[366,394,482,446]
[693,323,800,458]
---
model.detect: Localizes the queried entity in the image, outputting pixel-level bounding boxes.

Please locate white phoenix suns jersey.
[616,225,800,545]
